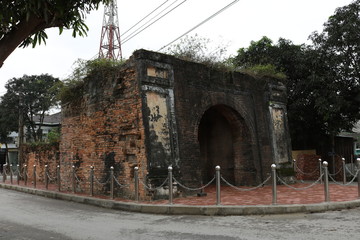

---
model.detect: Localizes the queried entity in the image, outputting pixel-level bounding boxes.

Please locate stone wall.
[60,64,147,199]
[60,50,292,199]
[22,144,60,183]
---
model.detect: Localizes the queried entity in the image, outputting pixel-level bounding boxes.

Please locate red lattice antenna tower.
[99,0,122,60]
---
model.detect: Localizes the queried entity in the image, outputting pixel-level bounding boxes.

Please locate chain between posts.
[277,174,323,190]
[221,176,271,191]
[174,176,216,191]
[293,159,319,176]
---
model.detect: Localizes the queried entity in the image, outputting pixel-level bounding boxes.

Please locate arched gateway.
[198,104,256,185]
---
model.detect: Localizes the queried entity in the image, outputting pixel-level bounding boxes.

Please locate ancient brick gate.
[60,49,292,199]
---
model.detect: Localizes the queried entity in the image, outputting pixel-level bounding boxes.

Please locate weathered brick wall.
[60,64,148,199]
[22,144,60,183]
[295,154,343,181]
[295,154,321,181]
[133,50,291,188]
[60,50,292,199]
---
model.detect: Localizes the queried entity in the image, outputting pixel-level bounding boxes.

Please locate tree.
[0,0,110,67]
[232,31,360,150]
[165,34,229,68]
[0,74,61,142]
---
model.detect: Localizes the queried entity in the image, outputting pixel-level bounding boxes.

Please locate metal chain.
[75,174,82,183]
[94,175,110,185]
[113,176,129,188]
[345,165,357,177]
[139,177,169,191]
[294,163,319,176]
[328,170,360,186]
[328,166,343,176]
[46,172,57,182]
[221,176,271,191]
[172,176,215,191]
[277,174,323,190]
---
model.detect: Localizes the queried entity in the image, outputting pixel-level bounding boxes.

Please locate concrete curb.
[1,183,360,216]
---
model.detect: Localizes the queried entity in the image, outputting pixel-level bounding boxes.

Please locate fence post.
[271,164,277,205]
[168,166,173,205]
[33,165,36,188]
[342,158,346,184]
[357,158,360,199]
[72,165,75,193]
[24,164,27,186]
[110,166,114,199]
[10,164,13,184]
[2,164,6,183]
[323,161,330,202]
[57,165,61,191]
[16,164,20,185]
[319,158,323,184]
[90,166,94,197]
[45,165,49,189]
[293,159,296,173]
[134,166,139,201]
[215,165,221,205]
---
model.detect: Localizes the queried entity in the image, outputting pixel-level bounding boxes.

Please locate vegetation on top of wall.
[238,64,287,81]
[59,58,126,104]
[165,34,232,70]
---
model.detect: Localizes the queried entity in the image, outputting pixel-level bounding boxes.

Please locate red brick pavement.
[1,179,359,206]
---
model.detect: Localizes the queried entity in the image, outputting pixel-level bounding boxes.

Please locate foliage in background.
[231,0,360,150]
[59,58,125,104]
[165,34,231,69]
[0,0,110,67]
[0,74,61,142]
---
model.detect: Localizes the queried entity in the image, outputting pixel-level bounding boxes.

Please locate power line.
[122,0,170,37]
[158,0,240,51]
[122,0,188,45]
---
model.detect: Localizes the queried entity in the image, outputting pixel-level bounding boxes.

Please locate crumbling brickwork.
[60,49,292,199]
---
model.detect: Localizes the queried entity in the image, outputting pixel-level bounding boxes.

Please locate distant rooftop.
[33,112,61,125]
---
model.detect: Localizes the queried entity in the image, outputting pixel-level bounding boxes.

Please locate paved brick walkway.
[2,178,358,206]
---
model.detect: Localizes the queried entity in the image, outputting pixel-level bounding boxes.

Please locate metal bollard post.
[45,165,49,189]
[90,166,94,197]
[33,165,36,188]
[215,165,221,205]
[293,159,296,172]
[16,164,20,185]
[323,161,330,202]
[342,158,346,184]
[2,164,6,183]
[134,166,139,201]
[72,165,76,193]
[319,158,323,184]
[271,164,277,205]
[24,164,27,186]
[10,164,13,184]
[357,158,360,199]
[110,166,114,199]
[57,165,61,191]
[168,166,173,205]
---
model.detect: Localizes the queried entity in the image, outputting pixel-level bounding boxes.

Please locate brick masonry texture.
[59,49,292,200]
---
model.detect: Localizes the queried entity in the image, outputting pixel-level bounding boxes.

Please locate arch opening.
[198,105,256,185]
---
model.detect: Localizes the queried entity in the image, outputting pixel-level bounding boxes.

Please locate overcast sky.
[0,0,354,95]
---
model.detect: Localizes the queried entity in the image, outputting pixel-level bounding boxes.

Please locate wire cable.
[121,0,170,37]
[158,0,239,51]
[122,0,188,44]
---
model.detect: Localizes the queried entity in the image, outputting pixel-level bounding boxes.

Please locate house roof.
[33,112,61,125]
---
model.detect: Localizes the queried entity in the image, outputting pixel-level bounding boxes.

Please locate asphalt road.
[0,188,358,240]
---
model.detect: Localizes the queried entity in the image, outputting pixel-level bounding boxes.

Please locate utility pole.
[99,0,122,60]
